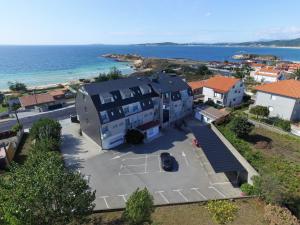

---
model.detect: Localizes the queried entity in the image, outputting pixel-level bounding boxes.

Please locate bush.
[271,117,291,131]
[264,204,299,225]
[31,138,60,152]
[30,118,62,147]
[207,200,238,224]
[125,129,144,145]
[240,183,259,196]
[122,188,154,225]
[250,105,269,118]
[11,123,23,133]
[229,116,254,138]
[8,81,27,92]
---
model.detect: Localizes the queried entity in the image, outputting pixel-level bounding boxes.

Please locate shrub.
[30,118,62,147]
[122,188,154,225]
[7,81,27,92]
[125,129,144,145]
[264,204,300,225]
[240,183,259,196]
[229,116,254,138]
[11,123,23,133]
[31,138,60,152]
[250,105,269,118]
[271,117,291,131]
[207,200,238,224]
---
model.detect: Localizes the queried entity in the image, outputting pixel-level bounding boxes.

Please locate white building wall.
[254,91,296,121]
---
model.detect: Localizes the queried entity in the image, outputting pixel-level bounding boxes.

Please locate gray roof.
[82,76,151,95]
[150,73,191,93]
[198,106,229,120]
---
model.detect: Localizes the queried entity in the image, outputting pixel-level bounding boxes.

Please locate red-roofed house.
[254,80,300,121]
[251,66,285,83]
[202,76,244,107]
[188,80,207,96]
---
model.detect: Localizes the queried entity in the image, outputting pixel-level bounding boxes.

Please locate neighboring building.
[202,76,244,107]
[76,73,193,149]
[194,105,229,124]
[254,80,300,121]
[19,93,56,111]
[287,63,300,73]
[188,80,207,96]
[251,66,285,83]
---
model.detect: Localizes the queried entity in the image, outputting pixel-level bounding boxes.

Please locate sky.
[0,0,300,45]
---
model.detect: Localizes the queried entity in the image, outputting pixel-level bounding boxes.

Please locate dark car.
[70,114,79,123]
[160,152,173,171]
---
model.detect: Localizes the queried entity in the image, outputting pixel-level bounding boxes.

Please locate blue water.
[1,45,300,90]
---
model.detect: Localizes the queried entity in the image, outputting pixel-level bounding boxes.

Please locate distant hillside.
[236,38,300,47]
[137,37,300,47]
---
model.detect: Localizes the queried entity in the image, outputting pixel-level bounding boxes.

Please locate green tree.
[30,118,62,146]
[107,67,122,80]
[207,200,238,225]
[0,150,95,225]
[11,103,21,126]
[7,81,27,92]
[229,116,254,138]
[249,105,270,119]
[94,73,109,82]
[125,129,145,145]
[122,188,154,225]
[292,68,300,80]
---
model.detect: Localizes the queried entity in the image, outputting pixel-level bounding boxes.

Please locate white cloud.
[205,12,211,17]
[255,26,300,40]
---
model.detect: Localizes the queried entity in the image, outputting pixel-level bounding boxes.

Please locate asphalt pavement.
[0,105,76,132]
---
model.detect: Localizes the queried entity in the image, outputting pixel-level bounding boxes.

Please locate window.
[102,126,108,133]
[132,105,139,112]
[233,98,236,101]
[240,83,243,87]
[123,106,129,114]
[103,97,112,104]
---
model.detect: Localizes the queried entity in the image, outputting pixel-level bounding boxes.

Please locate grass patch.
[0,104,8,113]
[87,199,266,225]
[13,133,32,165]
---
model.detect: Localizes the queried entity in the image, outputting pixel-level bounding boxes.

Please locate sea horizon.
[1,44,300,91]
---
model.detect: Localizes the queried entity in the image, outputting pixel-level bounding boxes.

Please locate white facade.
[251,70,285,83]
[254,91,300,121]
[203,80,244,107]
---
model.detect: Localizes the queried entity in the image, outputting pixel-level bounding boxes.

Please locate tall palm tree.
[11,103,21,126]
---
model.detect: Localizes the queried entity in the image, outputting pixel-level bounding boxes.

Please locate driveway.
[61,120,242,210]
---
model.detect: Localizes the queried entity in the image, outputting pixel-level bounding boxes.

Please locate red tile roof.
[19,93,55,107]
[203,76,240,93]
[188,80,207,91]
[48,89,66,97]
[255,67,281,77]
[255,79,300,99]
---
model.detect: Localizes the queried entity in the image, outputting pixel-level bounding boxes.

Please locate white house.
[254,80,300,121]
[202,76,244,107]
[251,67,285,83]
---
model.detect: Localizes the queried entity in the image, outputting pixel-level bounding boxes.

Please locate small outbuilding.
[195,106,229,124]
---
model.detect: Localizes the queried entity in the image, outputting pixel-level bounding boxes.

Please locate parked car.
[160,152,173,171]
[70,114,79,123]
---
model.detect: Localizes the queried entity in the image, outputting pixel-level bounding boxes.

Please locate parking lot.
[61,120,242,210]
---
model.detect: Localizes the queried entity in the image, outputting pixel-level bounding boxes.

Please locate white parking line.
[182,152,189,166]
[155,191,169,203]
[119,171,149,176]
[99,196,110,208]
[191,188,207,200]
[111,152,131,160]
[118,194,128,203]
[158,156,162,172]
[122,156,146,161]
[209,186,226,198]
[173,189,188,202]
[126,164,145,167]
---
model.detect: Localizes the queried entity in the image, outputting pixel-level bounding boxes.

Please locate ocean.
[1,45,300,90]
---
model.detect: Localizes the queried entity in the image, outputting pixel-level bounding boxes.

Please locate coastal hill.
[137,37,300,48]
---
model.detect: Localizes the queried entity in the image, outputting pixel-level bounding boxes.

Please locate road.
[0,106,76,132]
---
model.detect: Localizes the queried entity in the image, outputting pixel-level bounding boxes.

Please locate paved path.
[0,105,76,132]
